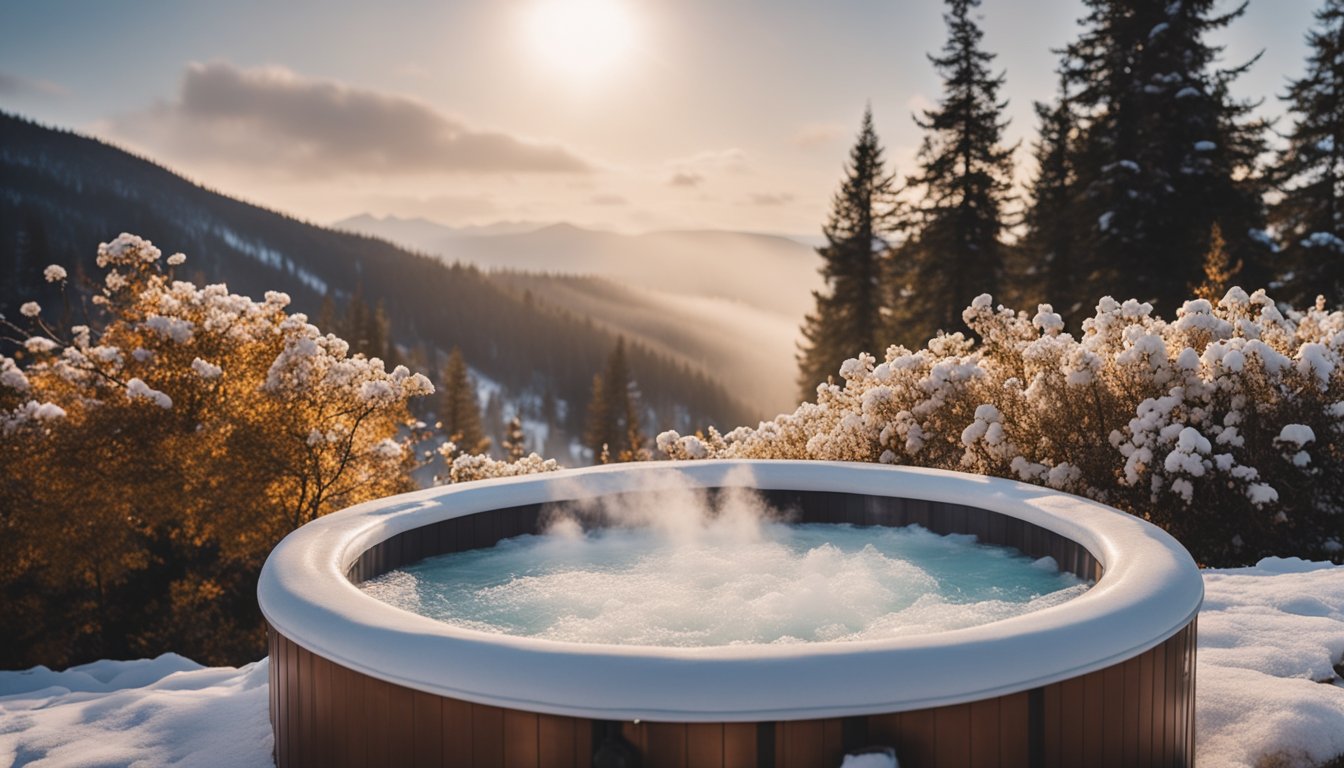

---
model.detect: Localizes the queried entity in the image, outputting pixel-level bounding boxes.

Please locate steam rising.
[363,470,1087,646]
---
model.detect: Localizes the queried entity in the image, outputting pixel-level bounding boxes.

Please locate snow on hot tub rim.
[258,460,1204,722]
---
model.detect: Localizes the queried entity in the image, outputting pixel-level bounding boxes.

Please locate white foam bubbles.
[361,477,1088,647]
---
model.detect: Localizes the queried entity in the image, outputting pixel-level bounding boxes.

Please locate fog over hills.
[333,214,821,319]
[335,213,824,413]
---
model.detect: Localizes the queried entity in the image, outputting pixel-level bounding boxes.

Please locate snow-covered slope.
[2,558,1341,767]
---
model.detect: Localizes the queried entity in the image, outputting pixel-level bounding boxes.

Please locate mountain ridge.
[0,111,757,441]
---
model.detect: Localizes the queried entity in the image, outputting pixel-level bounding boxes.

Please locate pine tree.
[1193,224,1241,302]
[1269,0,1344,306]
[1062,0,1271,312]
[439,347,490,456]
[584,338,646,463]
[797,107,898,398]
[1018,81,1085,321]
[484,391,504,448]
[371,300,397,368]
[503,415,527,461]
[890,0,1016,346]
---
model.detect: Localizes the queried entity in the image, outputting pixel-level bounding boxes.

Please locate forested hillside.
[0,113,753,438]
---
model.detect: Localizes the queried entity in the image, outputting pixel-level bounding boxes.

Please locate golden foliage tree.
[0,234,433,666]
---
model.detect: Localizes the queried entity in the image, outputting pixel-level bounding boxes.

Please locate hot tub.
[258,460,1203,767]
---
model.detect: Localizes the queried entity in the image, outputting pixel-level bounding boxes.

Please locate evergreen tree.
[370,300,397,368]
[1269,0,1344,306]
[584,338,646,463]
[1018,81,1085,320]
[439,347,490,456]
[890,0,1016,346]
[1062,0,1271,312]
[484,390,504,448]
[797,107,898,398]
[503,415,528,461]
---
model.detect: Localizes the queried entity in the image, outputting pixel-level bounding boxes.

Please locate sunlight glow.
[524,0,638,83]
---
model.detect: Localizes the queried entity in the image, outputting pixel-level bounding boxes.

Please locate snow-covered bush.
[1,234,434,665]
[443,448,560,484]
[659,290,1344,566]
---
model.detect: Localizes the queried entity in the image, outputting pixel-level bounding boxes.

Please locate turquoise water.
[361,520,1088,647]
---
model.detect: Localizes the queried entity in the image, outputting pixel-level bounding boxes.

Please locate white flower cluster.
[262,314,434,404]
[446,452,560,484]
[96,233,162,268]
[3,234,434,456]
[659,288,1344,563]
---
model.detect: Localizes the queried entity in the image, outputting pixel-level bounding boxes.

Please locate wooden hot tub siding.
[268,491,1197,768]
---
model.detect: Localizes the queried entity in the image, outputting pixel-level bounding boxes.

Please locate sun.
[523,0,638,83]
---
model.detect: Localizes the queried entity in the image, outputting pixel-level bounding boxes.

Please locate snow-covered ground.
[1,558,1341,768]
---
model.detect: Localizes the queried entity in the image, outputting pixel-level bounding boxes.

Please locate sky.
[0,0,1323,235]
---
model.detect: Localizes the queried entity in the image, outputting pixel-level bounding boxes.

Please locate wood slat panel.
[1151,639,1167,767]
[842,492,865,526]
[1041,678,1061,768]
[1138,645,1155,767]
[1122,655,1141,767]
[387,682,414,767]
[934,703,972,768]
[1082,669,1105,766]
[472,704,505,768]
[906,497,931,530]
[412,690,442,768]
[687,723,724,768]
[503,709,539,768]
[1188,620,1198,768]
[780,719,824,768]
[365,676,391,767]
[286,634,300,768]
[999,691,1030,768]
[346,656,367,768]
[1164,631,1180,766]
[900,709,937,767]
[722,721,756,768]
[537,713,577,768]
[645,721,689,768]
[312,648,333,768]
[1102,661,1125,768]
[969,697,1000,768]
[442,696,472,768]
[1058,675,1085,765]
[946,502,969,537]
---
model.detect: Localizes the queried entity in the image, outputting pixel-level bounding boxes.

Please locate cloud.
[589,194,628,206]
[666,147,749,176]
[669,172,703,188]
[0,71,66,98]
[109,62,590,177]
[747,192,795,207]
[791,122,847,149]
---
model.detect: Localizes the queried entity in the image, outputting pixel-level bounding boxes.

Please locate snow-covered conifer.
[1269,0,1344,306]
[890,0,1016,345]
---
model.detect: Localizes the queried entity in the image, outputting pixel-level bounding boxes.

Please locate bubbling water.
[360,478,1089,647]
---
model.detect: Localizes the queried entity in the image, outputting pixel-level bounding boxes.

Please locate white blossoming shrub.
[447,451,560,484]
[659,290,1344,566]
[0,233,434,665]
